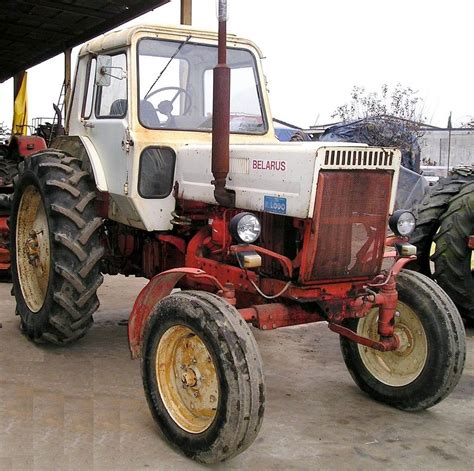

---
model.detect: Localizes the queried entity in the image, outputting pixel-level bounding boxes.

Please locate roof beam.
[0,22,74,40]
[4,10,84,30]
[16,1,116,19]
[0,33,43,46]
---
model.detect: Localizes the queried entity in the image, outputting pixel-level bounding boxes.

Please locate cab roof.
[78,23,264,58]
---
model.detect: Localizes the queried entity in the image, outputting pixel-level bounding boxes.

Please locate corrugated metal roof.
[0,0,169,82]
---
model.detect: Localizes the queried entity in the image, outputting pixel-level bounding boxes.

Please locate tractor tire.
[340,270,465,411]
[10,150,104,344]
[432,182,474,321]
[409,167,474,274]
[0,158,18,186]
[0,145,8,160]
[142,291,265,464]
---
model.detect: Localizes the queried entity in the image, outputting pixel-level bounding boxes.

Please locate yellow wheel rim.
[16,185,51,313]
[357,301,428,387]
[156,325,219,434]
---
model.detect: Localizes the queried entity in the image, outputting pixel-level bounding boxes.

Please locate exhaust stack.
[211,0,235,207]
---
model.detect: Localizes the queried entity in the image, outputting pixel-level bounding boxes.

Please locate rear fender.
[78,136,107,191]
[52,135,107,191]
[128,268,224,359]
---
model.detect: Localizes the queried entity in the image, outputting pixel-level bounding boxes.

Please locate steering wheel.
[145,86,192,122]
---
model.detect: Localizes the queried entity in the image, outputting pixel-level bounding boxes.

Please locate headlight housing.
[229,212,261,244]
[389,210,416,237]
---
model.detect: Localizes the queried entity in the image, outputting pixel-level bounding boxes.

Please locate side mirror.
[96,55,112,87]
[95,55,127,87]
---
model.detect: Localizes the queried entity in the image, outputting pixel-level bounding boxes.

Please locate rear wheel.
[11,150,104,344]
[0,158,18,186]
[340,270,465,411]
[432,182,474,321]
[409,169,473,274]
[142,291,265,463]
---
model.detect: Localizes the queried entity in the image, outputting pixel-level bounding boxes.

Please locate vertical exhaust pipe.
[211,0,235,207]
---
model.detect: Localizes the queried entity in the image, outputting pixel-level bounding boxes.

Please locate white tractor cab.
[10,23,465,464]
[67,24,279,230]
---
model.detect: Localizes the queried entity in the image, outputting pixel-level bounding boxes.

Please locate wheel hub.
[182,367,199,388]
[25,230,41,266]
[393,326,412,354]
[357,302,428,387]
[156,325,219,434]
[16,185,51,313]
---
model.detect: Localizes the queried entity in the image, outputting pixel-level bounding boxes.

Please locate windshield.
[137,38,266,134]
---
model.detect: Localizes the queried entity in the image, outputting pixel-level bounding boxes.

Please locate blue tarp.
[319,118,420,171]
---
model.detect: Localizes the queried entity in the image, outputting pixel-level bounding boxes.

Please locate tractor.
[9,17,466,464]
[0,133,46,275]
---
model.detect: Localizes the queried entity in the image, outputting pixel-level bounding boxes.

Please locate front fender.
[128,268,224,359]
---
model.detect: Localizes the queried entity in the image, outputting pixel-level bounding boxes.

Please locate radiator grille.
[324,149,394,168]
[303,170,392,282]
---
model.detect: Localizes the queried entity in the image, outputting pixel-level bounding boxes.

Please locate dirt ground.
[0,275,473,470]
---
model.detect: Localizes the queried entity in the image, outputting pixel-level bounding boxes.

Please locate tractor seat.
[140,100,161,128]
[109,99,127,116]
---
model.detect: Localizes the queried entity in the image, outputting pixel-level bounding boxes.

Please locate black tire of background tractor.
[0,145,8,159]
[142,291,265,464]
[340,270,465,411]
[10,150,104,344]
[0,158,18,186]
[408,167,474,274]
[432,182,474,321]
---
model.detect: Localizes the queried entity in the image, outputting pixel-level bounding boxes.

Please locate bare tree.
[0,121,10,137]
[332,84,426,149]
[329,84,427,170]
[460,118,474,129]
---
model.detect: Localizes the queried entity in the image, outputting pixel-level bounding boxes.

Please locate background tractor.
[409,166,474,322]
[0,132,46,275]
[9,13,466,464]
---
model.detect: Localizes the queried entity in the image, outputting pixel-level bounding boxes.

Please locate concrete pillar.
[180,0,192,25]
[64,48,72,125]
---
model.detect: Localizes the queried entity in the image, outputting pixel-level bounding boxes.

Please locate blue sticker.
[264,196,287,215]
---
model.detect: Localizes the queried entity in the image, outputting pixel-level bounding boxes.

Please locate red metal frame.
[128,218,415,357]
[239,304,323,330]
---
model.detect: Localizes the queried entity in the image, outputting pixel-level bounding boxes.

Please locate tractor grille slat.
[324,149,394,168]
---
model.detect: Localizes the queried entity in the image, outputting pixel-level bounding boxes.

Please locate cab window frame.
[95,51,128,119]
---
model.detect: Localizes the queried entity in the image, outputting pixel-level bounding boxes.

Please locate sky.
[0,0,473,130]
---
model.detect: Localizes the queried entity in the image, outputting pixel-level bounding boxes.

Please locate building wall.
[420,129,474,167]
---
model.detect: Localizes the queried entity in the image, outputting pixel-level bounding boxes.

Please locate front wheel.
[340,270,465,411]
[141,291,265,463]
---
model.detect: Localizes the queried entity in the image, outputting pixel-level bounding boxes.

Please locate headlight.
[229,212,261,244]
[389,210,416,237]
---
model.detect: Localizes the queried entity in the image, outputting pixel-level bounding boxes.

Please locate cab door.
[81,52,131,202]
